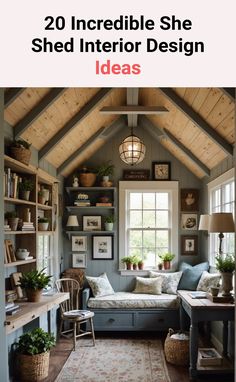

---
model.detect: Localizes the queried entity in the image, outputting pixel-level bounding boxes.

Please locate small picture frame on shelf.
[181,213,198,230]
[181,235,198,255]
[181,189,199,211]
[72,236,87,252]
[92,236,113,260]
[72,253,87,268]
[83,216,102,231]
[152,162,171,180]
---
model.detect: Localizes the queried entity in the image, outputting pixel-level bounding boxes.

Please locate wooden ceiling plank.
[4,88,24,108]
[159,88,233,156]
[39,88,112,160]
[57,116,124,175]
[127,88,139,127]
[221,88,235,102]
[163,128,210,176]
[100,105,169,114]
[14,88,66,139]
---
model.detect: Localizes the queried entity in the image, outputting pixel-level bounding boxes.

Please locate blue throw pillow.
[178,262,209,290]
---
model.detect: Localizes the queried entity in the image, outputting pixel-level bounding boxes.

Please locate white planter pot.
[105,222,114,231]
[38,222,49,231]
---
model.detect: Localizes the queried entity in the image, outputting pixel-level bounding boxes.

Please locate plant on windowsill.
[215,254,235,297]
[15,328,55,381]
[18,268,52,302]
[131,255,140,270]
[121,256,134,270]
[159,253,175,270]
[19,178,34,201]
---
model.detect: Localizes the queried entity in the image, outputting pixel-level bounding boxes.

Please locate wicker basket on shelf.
[10,146,31,165]
[164,328,190,366]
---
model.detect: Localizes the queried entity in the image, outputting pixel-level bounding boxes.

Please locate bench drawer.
[93,311,135,330]
[137,310,179,330]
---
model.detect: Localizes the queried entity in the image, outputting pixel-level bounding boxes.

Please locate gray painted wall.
[62,127,203,291]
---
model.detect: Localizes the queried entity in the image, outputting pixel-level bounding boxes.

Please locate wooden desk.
[5,292,69,334]
[178,290,234,380]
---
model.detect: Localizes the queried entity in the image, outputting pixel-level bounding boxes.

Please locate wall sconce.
[66,215,79,230]
[198,214,210,236]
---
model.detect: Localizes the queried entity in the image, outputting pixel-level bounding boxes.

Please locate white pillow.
[149,271,182,294]
[133,276,162,295]
[86,273,115,297]
[196,271,221,292]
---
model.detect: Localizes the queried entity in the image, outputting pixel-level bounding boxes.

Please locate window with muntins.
[38,234,55,288]
[119,181,179,269]
[208,169,235,266]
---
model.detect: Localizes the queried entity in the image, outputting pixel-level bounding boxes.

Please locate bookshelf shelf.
[37,203,53,211]
[4,231,36,235]
[4,259,36,268]
[4,197,36,206]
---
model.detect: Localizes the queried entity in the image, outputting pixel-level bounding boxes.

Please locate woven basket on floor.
[18,351,50,381]
[164,328,189,366]
[10,147,31,165]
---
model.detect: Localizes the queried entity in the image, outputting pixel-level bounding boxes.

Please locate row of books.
[18,221,35,231]
[4,239,16,263]
[4,168,23,199]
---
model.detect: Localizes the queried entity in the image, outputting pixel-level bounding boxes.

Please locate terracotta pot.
[25,289,43,302]
[133,264,138,270]
[126,263,132,270]
[138,262,144,270]
[163,260,171,270]
[79,173,96,187]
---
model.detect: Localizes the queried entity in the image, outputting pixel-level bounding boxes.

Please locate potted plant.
[5,211,19,231]
[159,253,175,270]
[19,178,34,201]
[215,254,235,296]
[79,167,97,187]
[130,255,140,270]
[138,258,145,270]
[9,139,32,165]
[15,327,55,381]
[18,268,52,302]
[38,186,50,205]
[38,217,49,231]
[121,256,134,270]
[104,215,115,231]
[96,161,114,186]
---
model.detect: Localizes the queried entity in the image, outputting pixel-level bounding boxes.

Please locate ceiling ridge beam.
[15,88,66,139]
[57,116,124,175]
[158,88,233,156]
[100,105,168,114]
[163,128,210,177]
[4,88,24,108]
[39,88,112,161]
[220,88,235,102]
[127,88,139,127]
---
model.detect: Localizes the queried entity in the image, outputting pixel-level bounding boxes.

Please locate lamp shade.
[198,214,210,231]
[208,212,235,233]
[66,215,79,227]
[119,134,146,165]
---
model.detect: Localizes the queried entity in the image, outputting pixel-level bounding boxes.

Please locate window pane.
[143,193,155,209]
[130,248,142,257]
[223,184,231,204]
[156,211,168,227]
[129,230,142,247]
[156,193,168,209]
[130,193,142,209]
[130,211,142,227]
[143,230,155,247]
[143,211,155,228]
[143,248,156,267]
[156,230,169,247]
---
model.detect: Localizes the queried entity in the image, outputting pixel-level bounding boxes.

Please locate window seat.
[82,288,180,331]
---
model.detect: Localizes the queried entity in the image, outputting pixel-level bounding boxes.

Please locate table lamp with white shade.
[66,215,79,230]
[198,214,210,232]
[208,212,235,255]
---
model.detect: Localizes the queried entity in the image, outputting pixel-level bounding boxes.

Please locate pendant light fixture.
[119,127,146,165]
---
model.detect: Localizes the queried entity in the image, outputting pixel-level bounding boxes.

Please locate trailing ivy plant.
[16,328,55,355]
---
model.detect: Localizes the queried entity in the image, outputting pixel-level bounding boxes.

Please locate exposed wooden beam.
[221,88,235,102]
[39,88,112,160]
[15,88,66,139]
[4,88,24,108]
[127,88,139,127]
[163,128,210,177]
[141,116,210,177]
[57,117,125,175]
[159,88,234,156]
[100,106,169,115]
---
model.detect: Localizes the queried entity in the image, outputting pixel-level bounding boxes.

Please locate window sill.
[119,268,177,276]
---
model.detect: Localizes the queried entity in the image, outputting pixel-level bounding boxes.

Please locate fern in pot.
[18,268,52,302]
[15,328,55,381]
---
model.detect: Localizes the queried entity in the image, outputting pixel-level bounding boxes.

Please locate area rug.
[56,338,170,382]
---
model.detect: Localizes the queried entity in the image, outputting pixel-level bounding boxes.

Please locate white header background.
[1,0,235,86]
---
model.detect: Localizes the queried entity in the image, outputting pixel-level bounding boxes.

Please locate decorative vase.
[25,288,43,302]
[79,173,96,187]
[221,272,233,296]
[163,261,171,270]
[18,351,50,381]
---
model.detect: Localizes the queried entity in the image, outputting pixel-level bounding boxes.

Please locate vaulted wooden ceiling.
[4,87,235,179]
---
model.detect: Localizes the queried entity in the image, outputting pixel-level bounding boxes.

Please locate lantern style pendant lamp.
[119,127,146,165]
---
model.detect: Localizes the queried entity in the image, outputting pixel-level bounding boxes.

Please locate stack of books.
[74,199,91,206]
[5,290,18,303]
[4,224,11,232]
[5,302,20,315]
[19,222,35,231]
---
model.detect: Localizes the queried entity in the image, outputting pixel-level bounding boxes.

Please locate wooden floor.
[44,333,234,382]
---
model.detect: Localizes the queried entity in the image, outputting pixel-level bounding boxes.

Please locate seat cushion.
[133,276,162,295]
[149,271,183,294]
[178,262,209,290]
[86,273,115,297]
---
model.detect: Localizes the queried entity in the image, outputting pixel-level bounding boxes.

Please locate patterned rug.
[56,338,170,382]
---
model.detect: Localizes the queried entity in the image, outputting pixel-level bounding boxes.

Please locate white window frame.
[207,168,235,266]
[37,233,56,289]
[119,181,179,270]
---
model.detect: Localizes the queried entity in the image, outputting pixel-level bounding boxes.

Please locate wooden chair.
[55,278,95,350]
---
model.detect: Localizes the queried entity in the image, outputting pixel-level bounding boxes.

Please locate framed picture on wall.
[92,236,113,260]
[83,216,102,231]
[181,213,198,230]
[181,235,198,255]
[152,162,171,180]
[72,253,87,268]
[181,189,199,211]
[72,236,87,252]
